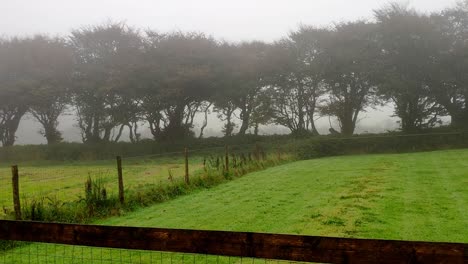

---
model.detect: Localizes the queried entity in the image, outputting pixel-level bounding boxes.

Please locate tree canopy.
[2,2,468,146]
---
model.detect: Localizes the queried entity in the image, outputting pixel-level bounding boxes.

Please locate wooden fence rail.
[0,220,466,263]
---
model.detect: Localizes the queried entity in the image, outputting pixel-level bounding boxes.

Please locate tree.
[266,27,327,135]
[318,22,380,136]
[26,36,74,144]
[213,42,270,136]
[429,3,468,128]
[212,43,240,137]
[215,101,237,137]
[70,22,143,143]
[0,36,30,145]
[248,89,273,135]
[0,36,61,146]
[375,3,443,133]
[197,101,213,138]
[234,42,270,135]
[143,31,220,141]
[137,46,164,140]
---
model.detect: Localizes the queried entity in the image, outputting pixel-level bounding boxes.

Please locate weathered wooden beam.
[0,220,466,263]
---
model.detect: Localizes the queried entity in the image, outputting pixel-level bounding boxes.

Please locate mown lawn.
[97,149,467,242]
[1,149,467,263]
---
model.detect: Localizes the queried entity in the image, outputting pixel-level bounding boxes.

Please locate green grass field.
[96,149,467,242]
[1,149,467,263]
[0,155,203,218]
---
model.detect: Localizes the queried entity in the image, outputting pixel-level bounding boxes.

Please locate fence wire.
[0,242,307,264]
[0,159,196,218]
[0,156,200,217]
[2,132,462,219]
[0,142,275,220]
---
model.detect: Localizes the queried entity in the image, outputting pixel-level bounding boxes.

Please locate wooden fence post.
[255,143,260,160]
[116,156,124,204]
[11,165,21,220]
[225,145,229,175]
[184,147,189,184]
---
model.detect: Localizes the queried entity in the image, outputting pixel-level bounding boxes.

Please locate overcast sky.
[2,0,459,42]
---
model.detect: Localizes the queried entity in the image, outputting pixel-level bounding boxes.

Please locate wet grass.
[1,149,467,263]
[96,149,468,242]
[0,155,203,218]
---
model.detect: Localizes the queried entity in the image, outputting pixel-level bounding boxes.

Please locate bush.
[295,132,468,160]
[0,134,297,163]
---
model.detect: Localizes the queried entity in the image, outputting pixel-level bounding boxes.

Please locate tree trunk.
[127,122,139,143]
[401,100,419,133]
[43,124,62,145]
[148,117,162,140]
[128,123,135,143]
[254,122,259,136]
[224,112,234,137]
[198,107,209,139]
[133,122,139,142]
[113,124,125,142]
[238,108,250,136]
[102,126,112,142]
[238,96,252,136]
[310,120,319,136]
[31,111,63,145]
[297,86,305,133]
[340,119,355,136]
[164,103,187,141]
[338,100,357,136]
[0,110,26,147]
[92,114,100,143]
[306,89,319,136]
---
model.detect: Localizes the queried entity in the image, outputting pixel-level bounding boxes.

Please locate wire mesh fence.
[0,143,287,221]
[0,220,465,264]
[0,156,141,204]
[0,156,194,218]
[0,242,307,264]
[2,131,465,221]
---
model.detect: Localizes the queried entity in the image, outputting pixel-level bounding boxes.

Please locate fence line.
[1,144,280,222]
[0,220,466,263]
[119,142,254,160]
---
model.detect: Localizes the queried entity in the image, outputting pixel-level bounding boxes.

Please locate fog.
[15,106,403,144]
[2,0,458,144]
[2,0,457,41]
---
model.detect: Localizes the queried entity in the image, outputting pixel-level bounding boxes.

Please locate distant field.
[1,149,467,263]
[0,155,203,217]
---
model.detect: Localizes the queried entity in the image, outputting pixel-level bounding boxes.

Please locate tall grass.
[3,146,293,225]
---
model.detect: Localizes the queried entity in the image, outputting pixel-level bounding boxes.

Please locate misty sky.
[3,0,459,144]
[2,0,458,41]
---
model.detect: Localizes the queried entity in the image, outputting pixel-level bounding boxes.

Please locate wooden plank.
[0,220,466,263]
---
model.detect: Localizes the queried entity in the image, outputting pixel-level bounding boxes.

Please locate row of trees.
[1,2,467,146]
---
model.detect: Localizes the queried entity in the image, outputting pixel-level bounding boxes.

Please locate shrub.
[295,132,468,160]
